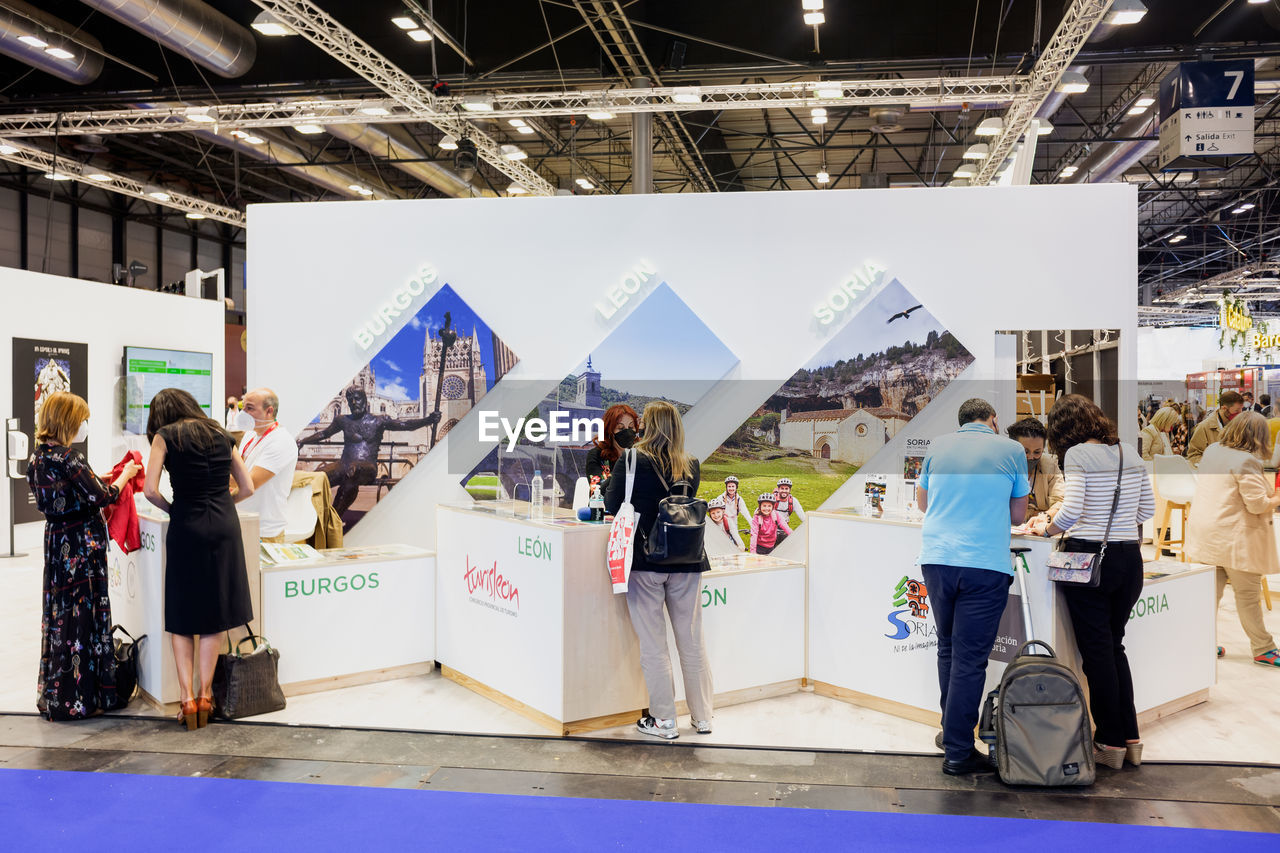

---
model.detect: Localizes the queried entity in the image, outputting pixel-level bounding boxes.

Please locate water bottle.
[530,469,543,519]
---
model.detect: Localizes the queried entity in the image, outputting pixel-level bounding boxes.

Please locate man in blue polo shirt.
[916,398,1029,775]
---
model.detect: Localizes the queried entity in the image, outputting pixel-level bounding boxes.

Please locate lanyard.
[242,422,278,459]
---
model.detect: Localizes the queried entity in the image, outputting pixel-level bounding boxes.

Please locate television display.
[123,346,214,434]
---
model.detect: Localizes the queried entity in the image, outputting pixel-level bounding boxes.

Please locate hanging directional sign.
[1158,60,1254,170]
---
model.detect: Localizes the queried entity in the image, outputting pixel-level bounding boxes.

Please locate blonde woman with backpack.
[604,401,713,740]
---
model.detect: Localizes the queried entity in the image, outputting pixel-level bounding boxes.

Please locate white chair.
[1152,454,1197,562]
[281,486,319,544]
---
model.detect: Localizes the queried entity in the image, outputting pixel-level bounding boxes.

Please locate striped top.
[1054,442,1154,542]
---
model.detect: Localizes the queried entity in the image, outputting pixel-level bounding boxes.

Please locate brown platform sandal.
[178,699,198,731]
[196,696,214,729]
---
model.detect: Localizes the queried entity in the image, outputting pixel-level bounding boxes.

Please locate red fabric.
[102,451,145,553]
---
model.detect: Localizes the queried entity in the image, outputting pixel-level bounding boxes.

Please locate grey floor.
[2,712,1278,833]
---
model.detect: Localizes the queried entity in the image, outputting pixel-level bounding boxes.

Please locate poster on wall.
[11,338,89,523]
[462,282,738,505]
[697,279,974,550]
[295,284,518,532]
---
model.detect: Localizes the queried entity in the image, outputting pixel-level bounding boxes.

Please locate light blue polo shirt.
[918,422,1030,575]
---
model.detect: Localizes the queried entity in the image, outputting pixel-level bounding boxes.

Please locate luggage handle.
[1011,548,1036,644]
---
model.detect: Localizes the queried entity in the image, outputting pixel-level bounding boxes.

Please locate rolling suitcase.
[978,546,1095,786]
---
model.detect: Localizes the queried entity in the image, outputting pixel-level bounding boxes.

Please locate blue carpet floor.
[2,768,1274,851]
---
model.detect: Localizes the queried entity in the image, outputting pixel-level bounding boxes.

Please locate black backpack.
[642,461,707,566]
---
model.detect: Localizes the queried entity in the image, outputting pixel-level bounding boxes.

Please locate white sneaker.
[693,719,712,734]
[636,715,678,739]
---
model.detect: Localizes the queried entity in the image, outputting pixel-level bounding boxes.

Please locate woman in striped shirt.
[1042,395,1155,770]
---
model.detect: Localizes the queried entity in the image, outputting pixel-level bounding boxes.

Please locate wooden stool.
[1153,500,1189,562]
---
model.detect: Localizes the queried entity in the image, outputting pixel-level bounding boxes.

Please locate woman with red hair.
[586,403,639,485]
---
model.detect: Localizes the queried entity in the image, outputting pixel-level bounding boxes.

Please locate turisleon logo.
[883,574,937,652]
[464,555,521,617]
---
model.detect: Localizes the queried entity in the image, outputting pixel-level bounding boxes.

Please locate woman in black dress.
[585,404,640,484]
[27,392,140,720]
[142,388,255,730]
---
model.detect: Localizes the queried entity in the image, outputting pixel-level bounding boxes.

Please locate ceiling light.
[439,134,458,150]
[671,87,702,104]
[43,172,73,181]
[811,107,828,125]
[507,182,527,195]
[1060,165,1079,177]
[243,135,264,145]
[576,178,594,190]
[1104,0,1147,25]
[185,212,206,220]
[1232,207,1249,214]
[1056,71,1090,95]
[17,35,48,49]
[348,184,374,197]
[1127,105,1148,116]
[516,125,535,135]
[814,84,843,99]
[148,190,171,200]
[815,171,830,184]
[407,29,432,42]
[508,118,527,127]
[1036,119,1054,135]
[948,179,971,188]
[360,106,391,116]
[587,109,615,120]
[44,47,75,61]
[1135,97,1156,108]
[803,12,826,25]
[1248,0,1268,4]
[87,173,111,182]
[953,165,977,178]
[294,122,323,134]
[500,144,527,161]
[1238,202,1256,210]
[252,11,295,36]
[0,144,19,155]
[1169,234,1186,243]
[461,96,494,112]
[975,117,1003,136]
[391,16,418,29]
[802,0,824,9]
[963,143,990,160]
[185,107,216,123]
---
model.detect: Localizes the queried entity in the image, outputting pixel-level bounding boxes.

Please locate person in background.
[1184,412,1280,669]
[1043,394,1154,770]
[26,392,140,720]
[773,478,806,526]
[917,398,1028,776]
[749,493,792,555]
[585,403,639,484]
[1138,406,1181,461]
[716,475,751,536]
[705,497,745,553]
[1187,390,1245,466]
[1171,404,1191,457]
[234,388,298,543]
[1261,394,1273,418]
[1006,417,1064,531]
[604,401,712,740]
[224,396,239,429]
[143,388,256,731]
[1244,391,1261,414]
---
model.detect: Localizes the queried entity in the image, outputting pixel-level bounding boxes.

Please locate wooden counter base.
[812,680,941,728]
[282,661,435,698]
[1137,688,1209,727]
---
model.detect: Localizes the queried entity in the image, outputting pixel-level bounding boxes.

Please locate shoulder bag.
[1046,443,1124,588]
[605,449,639,594]
[110,624,146,705]
[211,627,286,719]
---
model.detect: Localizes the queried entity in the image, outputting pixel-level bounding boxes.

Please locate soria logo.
[464,554,521,615]
[884,574,931,640]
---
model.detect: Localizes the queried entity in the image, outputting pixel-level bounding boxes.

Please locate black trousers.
[1059,539,1144,748]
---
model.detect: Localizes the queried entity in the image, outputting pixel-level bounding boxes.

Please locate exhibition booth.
[3,183,1274,764]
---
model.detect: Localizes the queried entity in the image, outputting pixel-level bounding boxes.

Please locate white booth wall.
[249,185,1137,551]
[0,267,226,529]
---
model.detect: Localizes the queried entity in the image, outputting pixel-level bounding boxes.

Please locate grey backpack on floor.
[980,640,1095,787]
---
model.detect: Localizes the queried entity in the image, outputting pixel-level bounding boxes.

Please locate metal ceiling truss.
[0,139,245,226]
[1046,62,1169,181]
[973,0,1115,186]
[246,0,557,196]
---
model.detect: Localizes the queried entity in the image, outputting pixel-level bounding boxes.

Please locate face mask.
[615,428,637,448]
[234,409,260,431]
[73,420,88,444]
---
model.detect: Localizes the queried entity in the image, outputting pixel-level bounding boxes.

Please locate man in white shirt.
[235,388,298,542]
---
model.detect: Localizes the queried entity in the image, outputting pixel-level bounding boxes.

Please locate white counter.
[806,509,1215,727]
[258,543,435,694]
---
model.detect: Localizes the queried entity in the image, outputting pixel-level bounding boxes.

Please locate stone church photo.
[297,283,518,530]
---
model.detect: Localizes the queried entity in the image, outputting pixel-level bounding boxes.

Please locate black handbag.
[642,464,708,566]
[211,626,286,719]
[110,624,145,704]
[1046,443,1125,587]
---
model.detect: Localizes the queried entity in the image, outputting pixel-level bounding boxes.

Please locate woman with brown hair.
[1184,412,1280,668]
[1043,395,1154,769]
[585,403,639,484]
[142,388,256,730]
[26,392,140,720]
[604,401,712,740]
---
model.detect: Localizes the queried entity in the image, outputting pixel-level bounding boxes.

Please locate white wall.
[249,184,1137,550]
[0,268,225,529]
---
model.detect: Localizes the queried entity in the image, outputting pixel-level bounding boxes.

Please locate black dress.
[160,423,253,634]
[585,445,618,484]
[26,444,123,720]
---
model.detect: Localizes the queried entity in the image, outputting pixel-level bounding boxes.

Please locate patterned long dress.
[26,443,123,720]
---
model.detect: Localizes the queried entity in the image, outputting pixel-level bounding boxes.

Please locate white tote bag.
[605,449,639,594]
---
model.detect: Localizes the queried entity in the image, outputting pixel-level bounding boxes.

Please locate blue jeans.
[921,564,1011,761]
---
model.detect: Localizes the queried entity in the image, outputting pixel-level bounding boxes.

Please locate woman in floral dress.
[26,392,140,720]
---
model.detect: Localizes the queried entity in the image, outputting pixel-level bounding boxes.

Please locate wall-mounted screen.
[124,346,214,434]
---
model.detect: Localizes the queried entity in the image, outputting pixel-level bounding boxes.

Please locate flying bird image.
[887,305,923,323]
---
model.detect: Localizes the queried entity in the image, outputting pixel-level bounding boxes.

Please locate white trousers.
[625,570,714,722]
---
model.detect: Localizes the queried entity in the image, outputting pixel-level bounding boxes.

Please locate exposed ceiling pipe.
[78,0,255,78]
[1065,111,1158,185]
[0,0,104,84]
[322,122,498,199]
